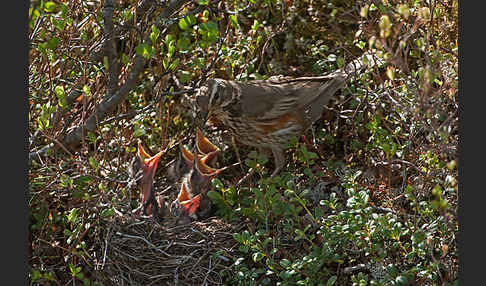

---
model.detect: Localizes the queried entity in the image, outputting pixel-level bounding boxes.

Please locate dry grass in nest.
[95,213,245,285]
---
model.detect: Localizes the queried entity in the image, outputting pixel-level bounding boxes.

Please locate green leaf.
[64,229,72,237]
[447,160,456,170]
[212,178,224,189]
[330,8,338,17]
[87,132,98,144]
[251,19,260,31]
[230,15,239,29]
[30,8,40,22]
[178,71,191,84]
[280,270,294,279]
[207,190,223,202]
[37,117,49,130]
[379,15,391,38]
[165,34,175,45]
[67,208,78,223]
[150,25,161,43]
[315,207,323,219]
[121,53,130,65]
[136,43,152,59]
[89,156,99,170]
[327,276,338,286]
[197,0,209,5]
[177,37,191,52]
[101,208,115,218]
[122,9,133,22]
[60,174,73,188]
[360,5,369,18]
[356,40,366,50]
[47,37,60,50]
[284,189,295,196]
[37,43,47,56]
[327,54,337,62]
[54,85,67,108]
[51,17,66,32]
[252,252,265,262]
[44,1,56,13]
[395,276,409,285]
[239,245,249,253]
[169,58,180,71]
[167,43,176,59]
[162,57,169,70]
[279,259,291,268]
[136,43,145,56]
[198,21,219,44]
[202,9,210,21]
[233,233,243,243]
[43,272,55,281]
[69,264,82,276]
[31,270,42,282]
[178,18,189,30]
[82,85,91,97]
[337,56,345,68]
[187,14,197,25]
[257,155,268,165]
[245,158,257,168]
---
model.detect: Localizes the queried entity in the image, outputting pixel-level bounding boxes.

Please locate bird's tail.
[308,49,384,122]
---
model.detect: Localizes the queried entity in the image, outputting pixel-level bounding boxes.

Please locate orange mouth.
[137,142,164,216]
[177,181,201,215]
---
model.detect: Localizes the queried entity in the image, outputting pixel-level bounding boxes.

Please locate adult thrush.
[196,51,380,177]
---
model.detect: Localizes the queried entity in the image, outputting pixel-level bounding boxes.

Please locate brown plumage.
[196,51,380,176]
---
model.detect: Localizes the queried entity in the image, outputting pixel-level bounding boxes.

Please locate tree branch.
[103,0,120,99]
[29,0,192,166]
[89,0,156,63]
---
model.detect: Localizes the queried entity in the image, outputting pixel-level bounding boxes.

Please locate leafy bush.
[29,0,457,284]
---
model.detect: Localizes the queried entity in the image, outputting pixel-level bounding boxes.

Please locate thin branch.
[103,0,120,98]
[29,0,192,166]
[89,0,157,63]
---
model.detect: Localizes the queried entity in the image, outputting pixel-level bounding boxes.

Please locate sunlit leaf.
[44,2,56,13]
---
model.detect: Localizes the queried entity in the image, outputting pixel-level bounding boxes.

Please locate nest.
[96,213,245,285]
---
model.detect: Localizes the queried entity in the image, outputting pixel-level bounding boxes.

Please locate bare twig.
[103,0,120,99]
[89,0,157,62]
[29,0,192,166]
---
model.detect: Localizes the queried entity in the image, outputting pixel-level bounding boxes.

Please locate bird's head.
[196,79,232,126]
[135,142,164,216]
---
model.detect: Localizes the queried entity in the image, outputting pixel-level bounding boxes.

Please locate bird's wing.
[235,77,343,121]
[226,50,382,121]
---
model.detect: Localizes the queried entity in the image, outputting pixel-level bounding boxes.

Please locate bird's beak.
[137,143,164,216]
[194,155,225,178]
[177,181,201,215]
[180,130,220,169]
[196,127,220,154]
[179,143,195,167]
[175,154,225,217]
